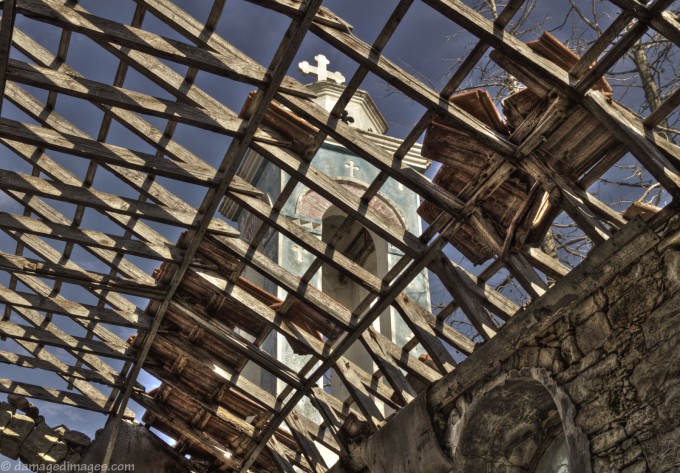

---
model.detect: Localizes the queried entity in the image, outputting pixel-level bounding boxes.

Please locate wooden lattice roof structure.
[0,0,679,471]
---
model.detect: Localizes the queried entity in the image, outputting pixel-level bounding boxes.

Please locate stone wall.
[0,395,90,467]
[345,214,680,473]
[435,216,680,472]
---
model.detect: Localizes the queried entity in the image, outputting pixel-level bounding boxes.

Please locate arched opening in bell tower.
[320,206,393,405]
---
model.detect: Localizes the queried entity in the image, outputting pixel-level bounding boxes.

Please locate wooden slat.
[0,378,119,414]
[0,320,132,360]
[0,169,236,235]
[0,250,164,298]
[0,211,183,262]
[0,118,218,185]
[393,294,458,372]
[6,62,284,146]
[0,285,150,329]
[0,349,118,387]
[0,2,18,114]
[333,360,384,431]
[431,256,499,340]
[15,0,312,97]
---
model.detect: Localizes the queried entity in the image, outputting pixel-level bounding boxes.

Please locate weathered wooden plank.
[333,360,384,431]
[0,250,164,298]
[15,0,312,97]
[134,396,241,471]
[165,300,305,389]
[0,349,118,386]
[360,329,416,405]
[144,335,341,453]
[187,267,329,357]
[6,62,284,147]
[0,118,218,185]
[0,211,183,262]
[0,378,119,414]
[583,92,680,199]
[431,256,499,340]
[0,320,132,360]
[0,277,134,390]
[0,169,236,236]
[523,247,571,280]
[393,294,459,372]
[0,2,18,114]
[0,285,150,329]
[285,411,328,473]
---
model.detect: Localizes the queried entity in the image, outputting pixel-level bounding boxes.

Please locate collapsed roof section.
[0,0,678,472]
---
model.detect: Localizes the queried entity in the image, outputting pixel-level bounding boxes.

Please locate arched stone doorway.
[447,368,590,473]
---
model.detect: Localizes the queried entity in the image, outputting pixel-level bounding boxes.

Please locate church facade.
[220,56,432,406]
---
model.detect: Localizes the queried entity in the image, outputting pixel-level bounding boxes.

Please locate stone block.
[640,293,680,349]
[607,276,663,329]
[621,460,647,473]
[575,396,621,435]
[624,405,657,437]
[7,395,30,411]
[63,429,90,448]
[631,335,680,403]
[43,440,68,464]
[576,311,612,354]
[20,422,59,465]
[560,333,582,365]
[568,354,619,404]
[572,290,608,325]
[0,413,35,459]
[641,425,680,472]
[663,250,680,295]
[0,402,15,431]
[591,423,626,453]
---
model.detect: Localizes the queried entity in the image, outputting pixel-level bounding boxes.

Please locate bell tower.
[220,54,432,414]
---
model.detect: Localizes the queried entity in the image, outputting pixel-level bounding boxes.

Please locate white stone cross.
[298,54,346,84]
[291,245,305,263]
[345,160,359,178]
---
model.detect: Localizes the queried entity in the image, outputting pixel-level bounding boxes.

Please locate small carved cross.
[298,54,346,84]
[291,245,305,263]
[345,160,359,178]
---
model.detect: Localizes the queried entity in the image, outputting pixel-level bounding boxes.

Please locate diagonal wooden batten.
[0,249,164,298]
[0,378,126,414]
[0,211,184,262]
[0,320,133,360]
[0,349,118,386]
[5,61,285,146]
[0,169,237,236]
[0,118,218,185]
[0,285,150,329]
[15,0,312,98]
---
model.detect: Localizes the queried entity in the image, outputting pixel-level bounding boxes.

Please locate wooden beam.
[0,1,18,114]
[0,378,120,414]
[0,285,150,329]
[393,294,459,372]
[6,62,284,146]
[431,256,499,340]
[0,320,133,360]
[0,250,164,298]
[0,349,119,387]
[0,168,236,235]
[15,0,312,97]
[0,118,218,185]
[583,92,680,199]
[0,211,184,262]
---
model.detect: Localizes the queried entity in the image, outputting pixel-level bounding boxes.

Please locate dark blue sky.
[0,0,673,466]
